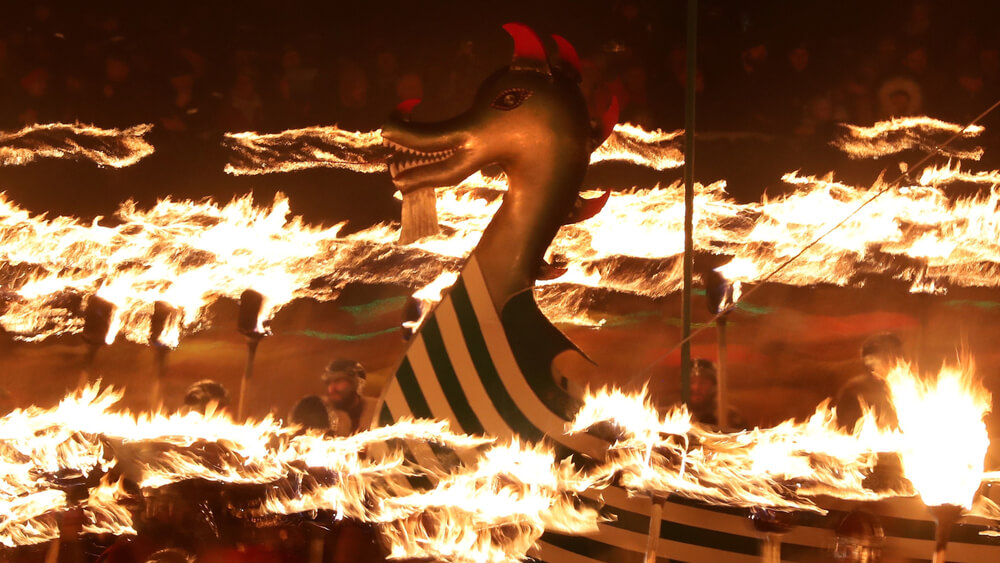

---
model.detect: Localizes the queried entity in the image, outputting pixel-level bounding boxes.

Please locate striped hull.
[375,257,1000,562]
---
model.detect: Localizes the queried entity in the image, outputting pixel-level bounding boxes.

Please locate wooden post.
[237,337,260,420]
[761,533,782,563]
[644,495,667,563]
[680,0,698,406]
[716,316,728,429]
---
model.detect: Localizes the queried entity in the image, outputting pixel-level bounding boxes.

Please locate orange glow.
[0,123,154,167]
[886,359,991,509]
[833,116,984,160]
[223,126,385,175]
[222,122,684,175]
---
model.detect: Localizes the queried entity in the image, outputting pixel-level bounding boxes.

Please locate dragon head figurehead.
[382,23,616,309]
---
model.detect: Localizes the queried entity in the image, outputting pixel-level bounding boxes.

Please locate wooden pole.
[716,316,728,429]
[761,533,781,563]
[680,0,698,405]
[930,504,962,563]
[150,346,168,410]
[644,496,666,563]
[237,337,259,420]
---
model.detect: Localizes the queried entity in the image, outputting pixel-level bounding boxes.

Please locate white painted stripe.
[406,332,481,466]
[405,336,462,429]
[433,297,515,439]
[460,257,608,457]
[586,520,761,563]
[381,382,446,476]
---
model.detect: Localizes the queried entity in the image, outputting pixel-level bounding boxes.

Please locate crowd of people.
[1,3,998,145]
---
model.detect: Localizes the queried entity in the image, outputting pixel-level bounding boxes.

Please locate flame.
[833,116,984,160]
[0,123,154,167]
[223,126,386,175]
[569,387,902,513]
[374,439,601,563]
[222,123,683,175]
[1,358,994,553]
[590,123,684,170]
[7,165,1000,343]
[1,383,599,560]
[918,159,1000,186]
[7,117,1000,341]
[568,359,993,515]
[82,476,135,537]
[886,359,991,509]
[0,193,440,344]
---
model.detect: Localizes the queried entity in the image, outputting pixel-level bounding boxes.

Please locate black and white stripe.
[376,256,999,562]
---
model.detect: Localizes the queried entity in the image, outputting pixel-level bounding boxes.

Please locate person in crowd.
[290,393,332,432]
[833,332,904,432]
[688,358,747,430]
[321,359,378,436]
[182,380,230,415]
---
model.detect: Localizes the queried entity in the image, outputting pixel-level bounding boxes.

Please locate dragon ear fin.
[565,190,610,225]
[503,23,551,75]
[591,96,619,149]
[551,34,582,80]
[536,259,568,281]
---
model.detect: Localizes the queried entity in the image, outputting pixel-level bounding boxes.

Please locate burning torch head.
[238,289,271,339]
[703,268,737,316]
[82,295,118,346]
[150,300,181,348]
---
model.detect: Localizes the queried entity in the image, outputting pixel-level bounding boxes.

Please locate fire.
[5,116,1000,343]
[1,383,600,561]
[832,116,985,160]
[374,439,601,563]
[568,359,994,516]
[223,126,386,175]
[569,387,902,513]
[1,358,995,554]
[918,159,1000,186]
[590,123,684,170]
[886,359,991,509]
[0,122,154,167]
[7,160,1000,344]
[221,123,684,176]
[0,193,445,344]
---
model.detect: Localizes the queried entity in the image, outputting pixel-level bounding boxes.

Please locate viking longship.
[373,23,1000,561]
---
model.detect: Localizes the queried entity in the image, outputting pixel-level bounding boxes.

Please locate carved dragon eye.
[491,88,532,110]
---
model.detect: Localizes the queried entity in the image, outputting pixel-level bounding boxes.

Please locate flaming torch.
[236,289,271,419]
[148,301,180,409]
[79,295,117,389]
[885,359,991,563]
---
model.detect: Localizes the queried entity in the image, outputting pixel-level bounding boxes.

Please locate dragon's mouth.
[382,138,461,181]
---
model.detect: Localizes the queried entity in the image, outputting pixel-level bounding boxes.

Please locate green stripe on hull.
[419,315,486,436]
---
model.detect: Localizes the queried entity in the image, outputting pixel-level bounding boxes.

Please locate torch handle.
[644,496,665,563]
[929,504,962,563]
[237,337,260,419]
[716,317,728,430]
[761,533,781,563]
[77,343,100,389]
[150,346,168,410]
